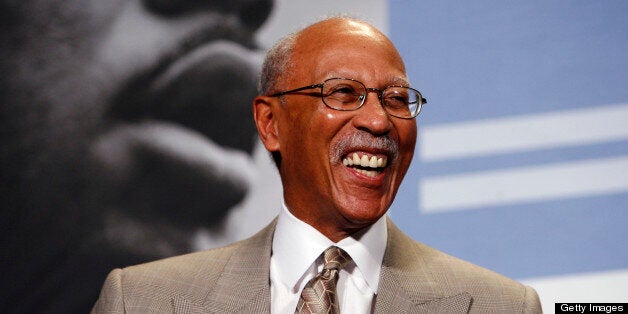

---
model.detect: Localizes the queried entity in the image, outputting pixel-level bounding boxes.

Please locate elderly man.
[92,17,542,313]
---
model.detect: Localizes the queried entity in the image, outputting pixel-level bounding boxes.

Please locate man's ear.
[253,96,280,153]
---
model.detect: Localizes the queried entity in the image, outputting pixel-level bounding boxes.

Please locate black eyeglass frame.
[269,77,427,119]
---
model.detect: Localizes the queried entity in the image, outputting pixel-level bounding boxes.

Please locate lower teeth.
[356,168,379,177]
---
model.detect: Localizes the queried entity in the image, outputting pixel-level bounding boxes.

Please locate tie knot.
[322,246,351,271]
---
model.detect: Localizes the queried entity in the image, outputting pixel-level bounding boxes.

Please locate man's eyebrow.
[387,77,410,86]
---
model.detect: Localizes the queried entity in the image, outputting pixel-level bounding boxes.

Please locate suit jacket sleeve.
[91,269,125,313]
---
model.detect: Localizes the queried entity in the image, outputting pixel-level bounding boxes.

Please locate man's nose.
[142,0,273,30]
[352,91,394,136]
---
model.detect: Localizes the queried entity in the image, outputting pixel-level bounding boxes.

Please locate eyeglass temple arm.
[269,84,323,97]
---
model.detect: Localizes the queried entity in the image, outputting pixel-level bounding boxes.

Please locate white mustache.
[332,132,398,162]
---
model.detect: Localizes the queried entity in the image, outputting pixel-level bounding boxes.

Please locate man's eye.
[327,86,359,103]
[385,95,409,108]
[331,86,355,95]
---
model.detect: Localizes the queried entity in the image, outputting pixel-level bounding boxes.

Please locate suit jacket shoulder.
[91,220,276,313]
[92,217,541,313]
[375,218,542,313]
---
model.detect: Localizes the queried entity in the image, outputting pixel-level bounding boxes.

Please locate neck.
[284,206,376,243]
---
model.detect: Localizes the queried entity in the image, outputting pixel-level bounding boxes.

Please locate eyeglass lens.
[321,78,421,118]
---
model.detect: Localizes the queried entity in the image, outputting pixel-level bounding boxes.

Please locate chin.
[338,199,389,227]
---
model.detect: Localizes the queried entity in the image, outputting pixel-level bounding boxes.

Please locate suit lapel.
[176,220,277,313]
[374,218,472,313]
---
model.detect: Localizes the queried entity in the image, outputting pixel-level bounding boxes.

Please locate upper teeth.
[342,153,387,168]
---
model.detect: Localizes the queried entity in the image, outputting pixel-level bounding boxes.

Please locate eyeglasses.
[269,78,426,119]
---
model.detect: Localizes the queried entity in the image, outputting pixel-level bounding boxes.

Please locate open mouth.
[342,152,388,178]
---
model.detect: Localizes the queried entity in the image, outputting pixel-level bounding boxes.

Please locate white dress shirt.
[270,204,387,314]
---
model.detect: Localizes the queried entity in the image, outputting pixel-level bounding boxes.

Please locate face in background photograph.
[0,0,272,311]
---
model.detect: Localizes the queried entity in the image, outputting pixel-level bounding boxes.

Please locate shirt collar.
[272,203,387,294]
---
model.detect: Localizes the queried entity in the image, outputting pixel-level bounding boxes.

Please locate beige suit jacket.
[92,218,542,313]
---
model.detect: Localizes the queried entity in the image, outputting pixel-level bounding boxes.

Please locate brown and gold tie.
[295,246,352,314]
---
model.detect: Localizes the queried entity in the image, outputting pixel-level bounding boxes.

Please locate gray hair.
[257,32,298,96]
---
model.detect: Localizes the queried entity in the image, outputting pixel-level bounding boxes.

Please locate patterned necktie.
[295,246,352,314]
